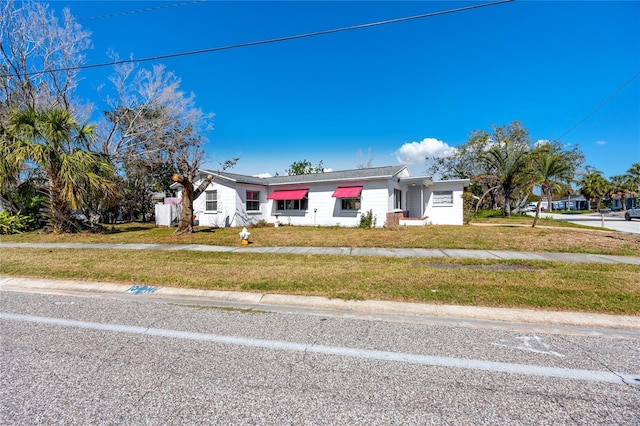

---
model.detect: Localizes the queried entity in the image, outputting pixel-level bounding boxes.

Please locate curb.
[2,276,638,332]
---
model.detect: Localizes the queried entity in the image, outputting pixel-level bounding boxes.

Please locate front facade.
[166,165,469,228]
[550,196,589,211]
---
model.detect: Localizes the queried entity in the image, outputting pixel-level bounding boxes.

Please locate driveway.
[534,212,640,234]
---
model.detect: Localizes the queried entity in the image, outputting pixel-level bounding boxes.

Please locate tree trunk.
[48,175,73,233]
[503,187,512,217]
[489,190,497,210]
[173,174,213,236]
[174,180,194,235]
[531,199,543,228]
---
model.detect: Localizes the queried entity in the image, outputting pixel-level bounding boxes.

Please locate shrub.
[358,209,376,228]
[0,211,32,234]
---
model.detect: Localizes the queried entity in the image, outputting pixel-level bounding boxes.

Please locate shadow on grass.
[103,226,154,234]
[195,227,218,233]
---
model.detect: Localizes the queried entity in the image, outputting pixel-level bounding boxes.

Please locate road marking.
[2,312,638,386]
[127,285,160,295]
[493,335,566,357]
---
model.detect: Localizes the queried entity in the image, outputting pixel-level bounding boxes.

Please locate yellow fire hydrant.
[239,227,251,245]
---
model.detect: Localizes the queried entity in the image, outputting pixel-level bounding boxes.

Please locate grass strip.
[2,248,638,315]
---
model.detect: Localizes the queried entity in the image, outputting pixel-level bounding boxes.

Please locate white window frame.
[246,190,260,211]
[433,190,454,206]
[205,190,218,212]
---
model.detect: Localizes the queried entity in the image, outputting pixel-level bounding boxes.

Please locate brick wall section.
[386,211,406,228]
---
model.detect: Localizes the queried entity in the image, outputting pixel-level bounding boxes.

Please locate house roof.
[200,165,409,187]
[205,171,268,186]
[266,165,408,185]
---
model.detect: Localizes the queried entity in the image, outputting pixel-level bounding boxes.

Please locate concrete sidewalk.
[1,242,640,265]
[2,243,639,331]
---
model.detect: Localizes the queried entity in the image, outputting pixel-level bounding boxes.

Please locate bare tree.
[172,158,237,235]
[99,60,236,234]
[356,148,374,169]
[0,0,92,117]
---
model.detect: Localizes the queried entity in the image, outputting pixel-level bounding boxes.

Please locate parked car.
[521,203,546,213]
[625,206,640,221]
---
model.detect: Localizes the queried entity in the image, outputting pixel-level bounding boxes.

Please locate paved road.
[3,276,639,330]
[533,212,640,234]
[1,290,639,425]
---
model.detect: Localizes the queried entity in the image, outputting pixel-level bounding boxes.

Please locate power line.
[77,1,207,21]
[555,70,640,141]
[1,0,514,78]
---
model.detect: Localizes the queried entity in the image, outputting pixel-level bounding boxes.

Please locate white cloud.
[596,140,607,146]
[534,139,550,147]
[395,138,456,165]
[253,173,272,178]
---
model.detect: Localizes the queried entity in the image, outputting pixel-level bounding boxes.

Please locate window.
[341,197,361,210]
[246,191,260,211]
[205,190,218,212]
[276,196,308,211]
[433,190,453,205]
[394,189,403,210]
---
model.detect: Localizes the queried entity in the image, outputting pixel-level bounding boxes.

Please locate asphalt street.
[533,212,640,234]
[1,289,639,425]
[1,218,639,424]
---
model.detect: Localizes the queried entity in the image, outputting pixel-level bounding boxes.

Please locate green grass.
[1,220,639,315]
[2,220,639,256]
[1,248,639,315]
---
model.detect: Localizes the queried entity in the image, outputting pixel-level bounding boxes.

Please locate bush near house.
[358,209,376,228]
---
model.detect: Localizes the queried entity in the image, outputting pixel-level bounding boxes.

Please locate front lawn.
[1,248,639,315]
[2,220,639,256]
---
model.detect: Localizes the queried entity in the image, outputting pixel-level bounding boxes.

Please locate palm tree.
[6,107,114,232]
[530,148,572,227]
[481,139,532,217]
[577,168,609,212]
[609,175,635,211]
[625,162,640,207]
[0,124,22,211]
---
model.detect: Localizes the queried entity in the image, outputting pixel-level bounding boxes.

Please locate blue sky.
[55,0,639,179]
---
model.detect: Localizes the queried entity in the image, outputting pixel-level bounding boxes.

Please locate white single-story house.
[550,196,589,211]
[158,165,469,228]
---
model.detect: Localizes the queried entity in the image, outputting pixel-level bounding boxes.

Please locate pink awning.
[267,189,309,201]
[332,186,363,198]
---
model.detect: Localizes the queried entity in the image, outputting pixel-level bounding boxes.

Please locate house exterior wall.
[167,167,467,228]
[424,182,466,225]
[193,180,273,227]
[266,180,391,227]
[232,183,269,226]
